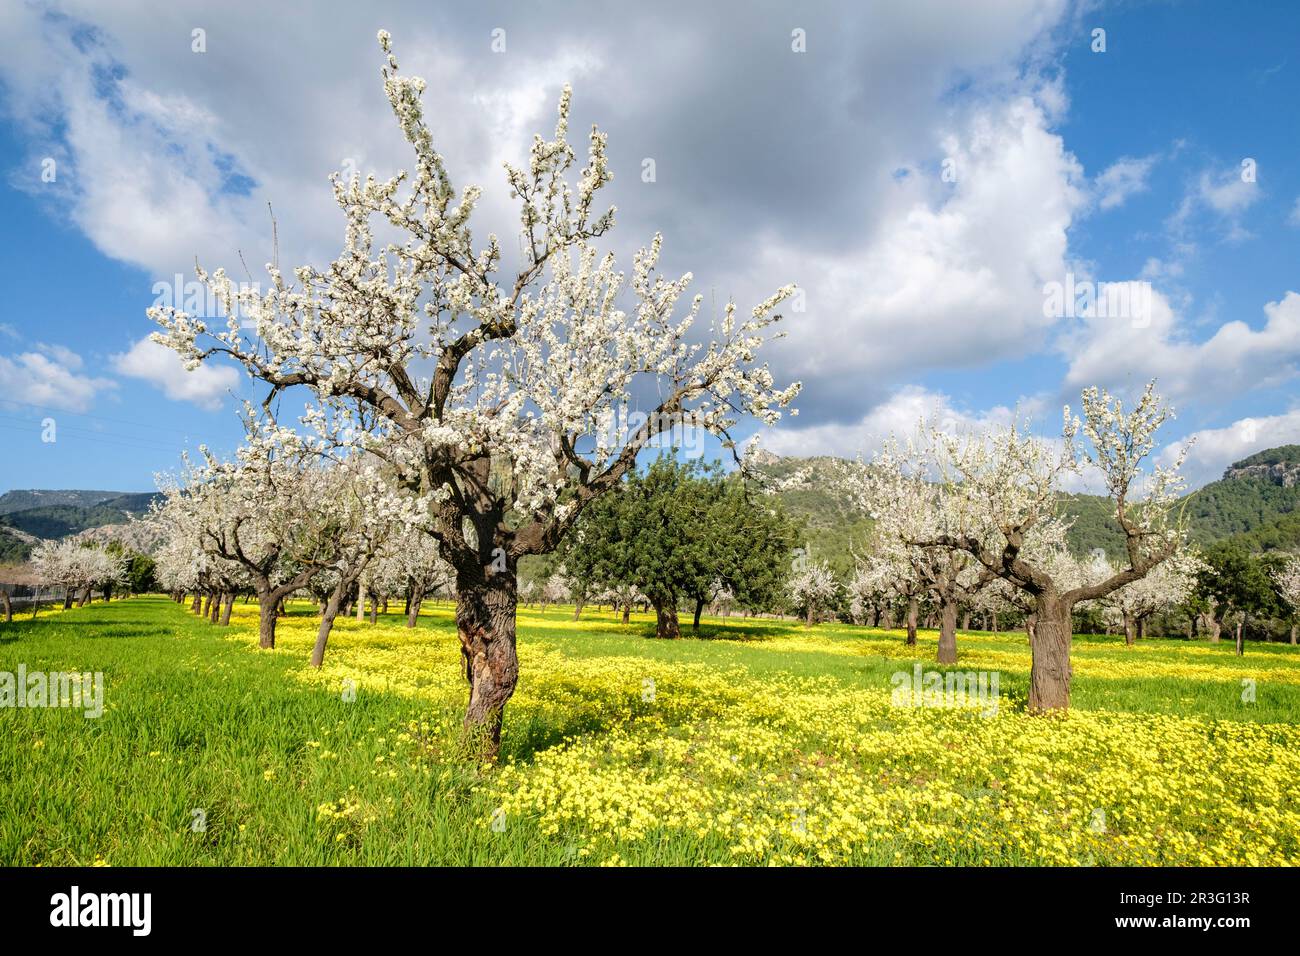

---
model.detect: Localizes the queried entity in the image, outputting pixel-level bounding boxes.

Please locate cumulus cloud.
[5,0,1293,489]
[1059,289,1300,406]
[756,90,1086,421]
[112,337,238,410]
[0,345,115,413]
[1158,409,1300,489]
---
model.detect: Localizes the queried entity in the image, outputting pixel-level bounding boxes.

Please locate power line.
[0,400,206,438]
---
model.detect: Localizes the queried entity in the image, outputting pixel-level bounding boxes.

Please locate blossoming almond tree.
[787,559,838,625]
[307,459,433,666]
[1272,555,1300,645]
[1101,549,1203,645]
[175,424,344,649]
[914,382,1190,711]
[30,538,127,608]
[852,440,997,663]
[148,32,799,756]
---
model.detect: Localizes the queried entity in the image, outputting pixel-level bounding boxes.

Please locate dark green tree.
[558,457,797,637]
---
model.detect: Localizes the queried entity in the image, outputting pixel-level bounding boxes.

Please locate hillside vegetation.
[756,445,1300,567]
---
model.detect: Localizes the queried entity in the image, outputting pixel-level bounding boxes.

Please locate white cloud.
[1059,289,1300,406]
[112,337,239,410]
[1159,409,1300,489]
[0,347,115,413]
[1094,154,1156,210]
[756,91,1086,419]
[761,385,1020,458]
[1167,165,1262,244]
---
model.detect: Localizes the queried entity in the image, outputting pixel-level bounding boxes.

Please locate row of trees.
[150,421,451,667]
[27,538,129,609]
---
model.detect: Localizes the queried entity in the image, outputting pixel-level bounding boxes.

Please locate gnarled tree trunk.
[257,592,278,649]
[905,596,918,646]
[621,603,631,625]
[1029,591,1072,712]
[1123,610,1136,646]
[651,596,681,639]
[219,592,234,626]
[456,566,519,759]
[407,592,424,628]
[937,598,958,664]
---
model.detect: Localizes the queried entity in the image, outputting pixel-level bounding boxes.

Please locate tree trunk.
[368,596,377,625]
[1,590,11,623]
[694,599,704,633]
[652,597,681,639]
[1136,616,1146,642]
[1123,610,1136,646]
[1235,620,1244,657]
[209,592,221,624]
[572,601,583,622]
[621,603,631,625]
[190,592,202,614]
[63,590,74,611]
[311,590,344,668]
[407,593,424,629]
[1028,593,1072,712]
[1291,623,1297,646]
[1209,615,1222,643]
[257,592,278,649]
[219,592,234,626]
[456,567,519,760]
[905,596,918,646]
[961,610,971,632]
[937,598,958,664]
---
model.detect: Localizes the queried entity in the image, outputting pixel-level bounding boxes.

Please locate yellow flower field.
[238,601,1300,867]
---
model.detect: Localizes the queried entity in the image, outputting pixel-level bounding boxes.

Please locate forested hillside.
[0,490,158,562]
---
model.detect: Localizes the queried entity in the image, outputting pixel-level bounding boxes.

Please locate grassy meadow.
[2,595,1298,866]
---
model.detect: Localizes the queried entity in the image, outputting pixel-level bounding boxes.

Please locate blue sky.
[0,0,1297,494]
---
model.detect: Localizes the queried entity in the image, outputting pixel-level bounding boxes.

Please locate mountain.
[754,445,1300,569]
[744,454,873,575]
[0,489,136,514]
[0,490,159,562]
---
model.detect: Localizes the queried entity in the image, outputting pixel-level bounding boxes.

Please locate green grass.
[1,596,1297,865]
